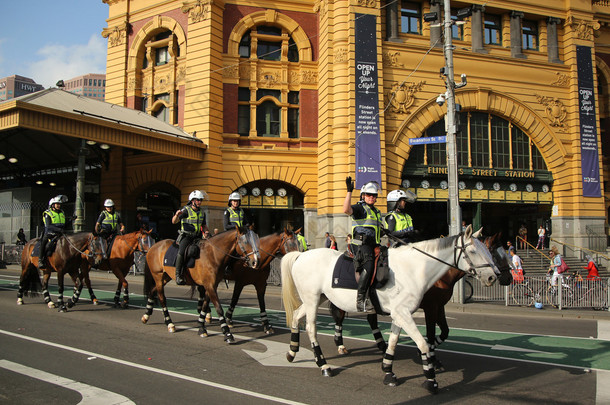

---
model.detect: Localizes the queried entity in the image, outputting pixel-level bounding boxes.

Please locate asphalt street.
[1,265,609,404]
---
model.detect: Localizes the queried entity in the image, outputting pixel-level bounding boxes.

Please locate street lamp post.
[74,140,87,232]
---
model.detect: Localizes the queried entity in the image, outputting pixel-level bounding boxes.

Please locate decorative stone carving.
[535,94,568,131]
[383,51,403,67]
[156,74,172,92]
[259,71,279,86]
[356,0,376,7]
[239,65,251,79]
[101,22,130,47]
[301,70,317,84]
[565,16,600,41]
[127,77,137,90]
[181,0,212,23]
[387,81,426,114]
[335,48,349,63]
[314,0,327,17]
[550,72,570,87]
[222,65,239,79]
[176,66,187,83]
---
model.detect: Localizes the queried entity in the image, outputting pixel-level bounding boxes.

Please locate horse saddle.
[331,246,390,290]
[163,241,200,268]
[31,237,59,258]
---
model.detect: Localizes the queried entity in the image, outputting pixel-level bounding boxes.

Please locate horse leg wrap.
[226,307,234,320]
[422,353,436,380]
[162,307,172,326]
[435,336,445,347]
[123,288,129,303]
[311,342,327,368]
[372,327,386,351]
[145,298,155,315]
[260,311,268,326]
[334,324,343,347]
[382,350,395,373]
[197,311,207,326]
[290,329,300,353]
[218,316,229,333]
[114,289,121,304]
[43,289,50,303]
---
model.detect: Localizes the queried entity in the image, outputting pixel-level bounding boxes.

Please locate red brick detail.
[224,84,238,133]
[300,89,318,139]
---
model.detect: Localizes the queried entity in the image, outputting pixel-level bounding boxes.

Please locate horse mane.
[405,234,459,254]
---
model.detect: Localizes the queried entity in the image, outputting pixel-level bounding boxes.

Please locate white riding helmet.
[387,189,417,211]
[49,195,67,206]
[228,192,242,202]
[189,190,206,201]
[360,181,381,195]
[104,199,115,207]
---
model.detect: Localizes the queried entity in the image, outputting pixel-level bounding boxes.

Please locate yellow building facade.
[100,0,610,250]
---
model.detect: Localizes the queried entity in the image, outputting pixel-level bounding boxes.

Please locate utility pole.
[441,0,467,236]
[74,139,87,232]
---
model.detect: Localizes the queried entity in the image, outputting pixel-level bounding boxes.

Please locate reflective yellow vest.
[101,211,119,232]
[181,205,203,235]
[385,212,413,232]
[352,202,382,244]
[227,207,244,228]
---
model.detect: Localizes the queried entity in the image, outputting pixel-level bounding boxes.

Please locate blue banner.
[354,13,382,188]
[577,46,601,197]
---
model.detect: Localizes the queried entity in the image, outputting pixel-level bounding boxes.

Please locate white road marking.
[598,370,610,404]
[0,329,306,405]
[0,359,135,405]
[597,320,610,341]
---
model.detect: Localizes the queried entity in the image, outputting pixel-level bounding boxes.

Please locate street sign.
[409,136,447,145]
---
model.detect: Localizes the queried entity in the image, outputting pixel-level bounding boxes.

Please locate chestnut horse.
[17,232,106,312]
[142,227,260,343]
[198,229,300,334]
[329,231,512,372]
[76,229,154,308]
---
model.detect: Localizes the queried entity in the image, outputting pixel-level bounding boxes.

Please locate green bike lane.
[3,277,610,372]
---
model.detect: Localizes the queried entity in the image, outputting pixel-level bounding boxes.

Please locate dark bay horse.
[17,232,105,312]
[142,227,260,343]
[329,231,512,375]
[198,229,300,334]
[76,229,154,308]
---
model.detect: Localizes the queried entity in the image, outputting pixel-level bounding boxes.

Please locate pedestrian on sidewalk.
[584,255,600,280]
[536,225,546,249]
[509,249,524,283]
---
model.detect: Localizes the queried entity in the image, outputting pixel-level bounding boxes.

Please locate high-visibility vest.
[43,209,65,229]
[352,202,382,244]
[181,205,203,234]
[101,210,119,232]
[297,234,307,251]
[227,207,244,228]
[385,212,413,232]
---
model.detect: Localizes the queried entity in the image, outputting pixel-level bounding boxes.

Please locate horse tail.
[281,251,302,328]
[21,266,42,297]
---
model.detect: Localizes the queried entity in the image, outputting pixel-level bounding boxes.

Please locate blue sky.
[0,1,108,88]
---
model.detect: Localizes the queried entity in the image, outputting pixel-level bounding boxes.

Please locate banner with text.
[354,13,382,188]
[577,46,601,197]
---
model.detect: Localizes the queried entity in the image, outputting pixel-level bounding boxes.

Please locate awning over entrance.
[0,88,206,183]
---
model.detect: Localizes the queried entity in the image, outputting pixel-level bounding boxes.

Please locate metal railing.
[1,244,24,264]
[550,237,610,265]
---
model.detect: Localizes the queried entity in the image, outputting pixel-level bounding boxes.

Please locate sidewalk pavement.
[5,264,610,321]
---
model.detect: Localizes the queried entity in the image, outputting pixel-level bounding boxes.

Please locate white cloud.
[27,34,107,88]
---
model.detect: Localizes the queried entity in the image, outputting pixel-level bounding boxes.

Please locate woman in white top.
[509,249,524,282]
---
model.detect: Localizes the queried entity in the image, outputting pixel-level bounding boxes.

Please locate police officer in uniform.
[295,229,308,252]
[223,192,249,231]
[385,189,417,246]
[171,190,208,285]
[39,195,69,269]
[95,199,125,243]
[343,176,383,312]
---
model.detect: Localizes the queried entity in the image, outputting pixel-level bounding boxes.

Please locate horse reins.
[62,234,101,258]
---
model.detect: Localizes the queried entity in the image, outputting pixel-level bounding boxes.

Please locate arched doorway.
[134,182,180,240]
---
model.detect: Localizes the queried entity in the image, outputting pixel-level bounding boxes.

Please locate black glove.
[346,176,354,192]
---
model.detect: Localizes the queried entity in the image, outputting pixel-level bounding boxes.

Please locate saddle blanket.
[163,243,197,268]
[332,255,358,289]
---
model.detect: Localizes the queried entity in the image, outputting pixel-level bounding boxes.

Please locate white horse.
[281,225,500,394]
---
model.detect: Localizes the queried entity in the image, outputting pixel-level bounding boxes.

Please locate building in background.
[0,75,44,101]
[64,73,106,100]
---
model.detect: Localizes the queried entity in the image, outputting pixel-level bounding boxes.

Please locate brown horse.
[76,229,154,308]
[17,232,106,312]
[198,229,300,334]
[141,227,260,343]
[329,231,512,372]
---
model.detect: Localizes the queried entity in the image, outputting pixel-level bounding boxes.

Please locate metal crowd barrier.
[1,244,24,264]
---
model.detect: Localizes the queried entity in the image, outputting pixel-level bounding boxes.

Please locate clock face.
[251,187,261,197]
[277,188,287,197]
[421,180,430,189]
[475,181,484,191]
[458,181,466,190]
[526,184,533,193]
[493,182,501,191]
[542,184,549,193]
[264,188,274,197]
[401,179,410,189]
[440,180,448,190]
[509,183,517,192]
[238,187,248,196]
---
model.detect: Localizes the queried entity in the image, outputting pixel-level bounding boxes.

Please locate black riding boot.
[39,238,48,269]
[356,269,372,312]
[175,254,186,285]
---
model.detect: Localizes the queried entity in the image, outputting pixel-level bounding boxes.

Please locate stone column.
[429,0,442,48]
[386,0,400,42]
[471,5,486,54]
[510,11,525,58]
[547,17,562,64]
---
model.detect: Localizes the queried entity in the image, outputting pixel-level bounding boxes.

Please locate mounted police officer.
[223,192,249,231]
[171,190,209,285]
[95,199,125,243]
[385,189,417,246]
[343,176,383,312]
[39,195,69,269]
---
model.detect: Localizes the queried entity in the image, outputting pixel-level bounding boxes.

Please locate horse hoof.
[337,345,349,355]
[205,314,212,323]
[168,323,175,333]
[141,314,149,324]
[67,301,74,309]
[383,372,397,387]
[422,380,439,394]
[92,299,99,305]
[224,334,236,344]
[121,302,129,309]
[58,306,67,313]
[199,331,209,338]
[47,302,56,309]
[17,298,23,305]
[286,352,295,363]
[264,327,274,335]
[321,368,333,377]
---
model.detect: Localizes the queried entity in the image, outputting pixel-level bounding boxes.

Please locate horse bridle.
[235,231,260,267]
[61,234,103,258]
[411,233,495,276]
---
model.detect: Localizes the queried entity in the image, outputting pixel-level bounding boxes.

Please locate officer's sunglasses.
[364,193,377,198]
[195,198,203,201]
